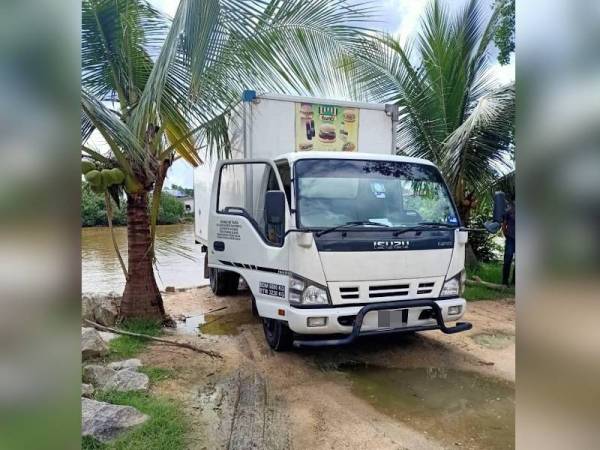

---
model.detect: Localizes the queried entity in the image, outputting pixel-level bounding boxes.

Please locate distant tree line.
[81,182,185,227]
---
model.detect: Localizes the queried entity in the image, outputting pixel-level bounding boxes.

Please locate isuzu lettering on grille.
[373,240,410,250]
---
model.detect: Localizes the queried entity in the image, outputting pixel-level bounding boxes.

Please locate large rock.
[104,370,149,392]
[82,398,148,443]
[94,299,119,326]
[82,328,109,360]
[81,296,95,322]
[108,359,143,371]
[99,331,119,343]
[83,365,117,388]
[82,383,95,397]
[82,293,120,326]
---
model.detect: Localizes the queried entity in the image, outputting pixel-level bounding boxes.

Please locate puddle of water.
[472,332,515,350]
[176,314,206,335]
[199,310,255,336]
[340,366,514,449]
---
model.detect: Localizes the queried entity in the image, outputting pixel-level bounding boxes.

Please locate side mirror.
[265,190,286,245]
[483,191,506,234]
[265,191,285,225]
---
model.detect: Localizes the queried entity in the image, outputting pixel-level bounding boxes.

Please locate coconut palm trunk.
[120,191,165,320]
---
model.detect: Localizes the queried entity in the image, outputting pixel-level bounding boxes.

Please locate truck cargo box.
[194,92,397,245]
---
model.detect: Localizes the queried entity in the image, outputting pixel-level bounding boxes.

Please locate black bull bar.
[293,299,472,348]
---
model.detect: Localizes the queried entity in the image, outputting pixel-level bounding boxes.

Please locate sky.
[93,0,515,189]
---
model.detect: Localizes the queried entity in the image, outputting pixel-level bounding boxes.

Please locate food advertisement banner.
[295,102,359,152]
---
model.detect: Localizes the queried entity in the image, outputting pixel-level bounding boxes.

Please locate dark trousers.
[503,238,515,285]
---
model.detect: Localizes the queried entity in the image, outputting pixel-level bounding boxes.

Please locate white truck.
[194,91,503,350]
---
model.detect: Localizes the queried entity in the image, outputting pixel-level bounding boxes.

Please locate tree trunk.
[454,184,479,267]
[120,191,165,321]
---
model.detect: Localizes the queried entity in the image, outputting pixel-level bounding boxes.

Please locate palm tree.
[81,0,372,320]
[344,0,515,224]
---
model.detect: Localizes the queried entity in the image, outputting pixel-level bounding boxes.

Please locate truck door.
[208,160,290,304]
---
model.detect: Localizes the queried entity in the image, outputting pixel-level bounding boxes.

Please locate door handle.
[213,241,225,251]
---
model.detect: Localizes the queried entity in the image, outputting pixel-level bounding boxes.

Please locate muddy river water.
[81,223,206,294]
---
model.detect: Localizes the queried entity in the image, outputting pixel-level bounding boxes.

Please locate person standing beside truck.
[502,199,515,286]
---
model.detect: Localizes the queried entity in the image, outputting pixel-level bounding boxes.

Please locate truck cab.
[206,151,472,350]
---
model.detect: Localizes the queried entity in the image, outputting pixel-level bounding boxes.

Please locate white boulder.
[83,365,117,389]
[104,370,149,392]
[81,398,148,443]
[81,328,109,360]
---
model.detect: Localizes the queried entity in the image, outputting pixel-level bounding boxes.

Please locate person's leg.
[503,238,515,285]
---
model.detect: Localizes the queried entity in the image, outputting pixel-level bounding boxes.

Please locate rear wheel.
[209,269,239,296]
[262,318,294,351]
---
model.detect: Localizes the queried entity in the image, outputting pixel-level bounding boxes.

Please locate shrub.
[157,193,185,224]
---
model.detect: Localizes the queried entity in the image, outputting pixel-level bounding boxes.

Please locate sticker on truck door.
[216,219,241,240]
[295,102,359,152]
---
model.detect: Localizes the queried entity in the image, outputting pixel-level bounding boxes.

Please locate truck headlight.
[440,271,465,297]
[289,274,331,305]
[302,285,329,305]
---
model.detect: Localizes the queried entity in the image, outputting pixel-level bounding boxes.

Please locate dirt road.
[140,288,515,450]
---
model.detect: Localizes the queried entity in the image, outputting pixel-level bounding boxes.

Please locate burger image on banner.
[343,109,357,123]
[342,142,356,152]
[318,124,337,143]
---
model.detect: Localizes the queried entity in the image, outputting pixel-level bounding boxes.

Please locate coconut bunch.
[82,160,137,194]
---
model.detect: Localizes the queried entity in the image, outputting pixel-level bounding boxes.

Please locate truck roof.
[276,151,436,167]
[253,92,389,111]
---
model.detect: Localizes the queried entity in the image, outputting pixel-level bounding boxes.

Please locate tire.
[203,252,209,279]
[250,294,259,318]
[209,268,239,296]
[262,318,294,351]
[226,272,240,295]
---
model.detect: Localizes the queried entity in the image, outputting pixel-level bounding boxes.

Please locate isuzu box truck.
[194,91,502,350]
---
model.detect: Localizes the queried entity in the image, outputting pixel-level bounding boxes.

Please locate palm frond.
[443,83,515,192]
[81,89,143,176]
[344,0,513,207]
[82,0,168,106]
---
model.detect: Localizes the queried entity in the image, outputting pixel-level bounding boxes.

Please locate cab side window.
[217,162,283,245]
[275,160,292,207]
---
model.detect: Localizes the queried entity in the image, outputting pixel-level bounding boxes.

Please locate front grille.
[333,279,440,303]
[416,281,434,295]
[368,283,409,299]
[339,286,359,300]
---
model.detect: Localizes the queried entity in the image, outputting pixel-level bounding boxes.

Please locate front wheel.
[262,318,294,351]
[209,268,238,296]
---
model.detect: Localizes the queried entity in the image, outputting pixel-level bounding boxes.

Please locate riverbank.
[81,223,206,294]
[86,287,514,449]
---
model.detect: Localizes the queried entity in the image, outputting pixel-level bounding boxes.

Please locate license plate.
[378,309,408,328]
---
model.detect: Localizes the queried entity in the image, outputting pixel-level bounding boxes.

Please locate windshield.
[294,159,459,229]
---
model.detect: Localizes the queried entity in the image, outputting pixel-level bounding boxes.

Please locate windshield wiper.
[391,223,457,236]
[417,222,457,228]
[315,220,389,237]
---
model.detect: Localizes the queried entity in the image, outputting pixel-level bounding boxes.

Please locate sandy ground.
[139,288,515,450]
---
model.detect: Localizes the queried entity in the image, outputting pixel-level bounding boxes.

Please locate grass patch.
[465,261,514,301]
[139,366,175,383]
[468,261,504,284]
[83,391,186,450]
[108,319,162,360]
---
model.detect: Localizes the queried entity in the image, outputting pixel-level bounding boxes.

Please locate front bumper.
[256,296,470,345]
[291,298,471,347]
